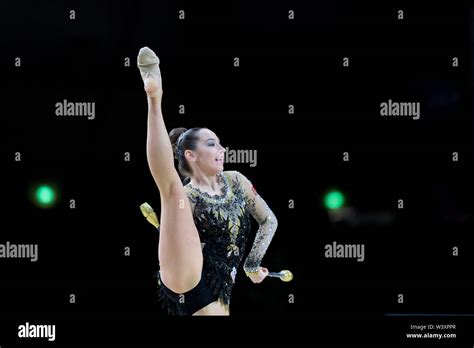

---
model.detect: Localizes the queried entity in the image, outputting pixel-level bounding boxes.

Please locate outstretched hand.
[247,267,269,284]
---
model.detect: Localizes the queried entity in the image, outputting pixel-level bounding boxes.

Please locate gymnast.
[137,47,278,315]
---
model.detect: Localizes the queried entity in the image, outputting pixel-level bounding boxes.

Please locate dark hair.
[169,127,204,183]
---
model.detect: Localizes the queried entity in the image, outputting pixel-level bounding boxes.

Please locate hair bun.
[169,127,188,146]
[169,127,187,159]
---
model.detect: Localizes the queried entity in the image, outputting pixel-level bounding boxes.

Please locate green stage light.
[34,184,57,208]
[324,190,345,210]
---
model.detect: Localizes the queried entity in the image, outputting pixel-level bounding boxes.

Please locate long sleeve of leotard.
[235,171,278,274]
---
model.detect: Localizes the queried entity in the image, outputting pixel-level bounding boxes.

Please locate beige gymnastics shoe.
[137,46,162,98]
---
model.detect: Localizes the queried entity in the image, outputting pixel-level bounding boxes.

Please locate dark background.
[1,0,473,345]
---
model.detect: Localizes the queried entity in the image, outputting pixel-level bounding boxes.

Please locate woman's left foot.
[137,46,162,98]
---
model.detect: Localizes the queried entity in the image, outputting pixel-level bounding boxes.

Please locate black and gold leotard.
[156,170,278,315]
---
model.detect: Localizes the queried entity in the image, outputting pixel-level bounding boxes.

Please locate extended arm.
[235,172,278,275]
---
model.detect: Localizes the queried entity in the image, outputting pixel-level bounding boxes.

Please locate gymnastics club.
[140,202,293,282]
[267,270,293,282]
[140,202,160,229]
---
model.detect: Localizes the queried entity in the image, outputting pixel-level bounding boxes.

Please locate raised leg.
[138,47,203,293]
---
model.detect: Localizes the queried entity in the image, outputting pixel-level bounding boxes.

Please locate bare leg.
[138,47,203,293]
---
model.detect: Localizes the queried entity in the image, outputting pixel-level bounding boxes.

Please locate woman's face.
[186,128,226,175]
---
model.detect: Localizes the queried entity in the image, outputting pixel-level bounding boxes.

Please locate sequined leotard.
[156,170,278,315]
